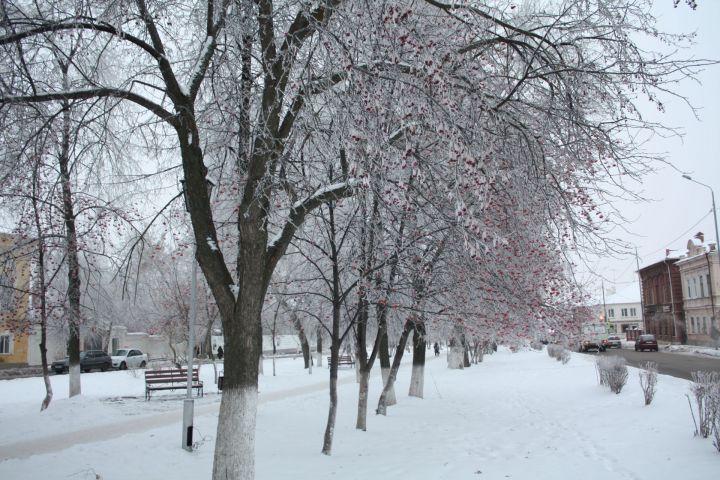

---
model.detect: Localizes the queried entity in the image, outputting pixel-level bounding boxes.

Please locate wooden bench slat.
[144,367,203,400]
[326,355,355,368]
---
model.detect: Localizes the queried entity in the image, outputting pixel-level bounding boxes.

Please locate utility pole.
[636,247,645,333]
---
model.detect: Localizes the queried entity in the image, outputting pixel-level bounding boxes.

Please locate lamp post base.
[182,398,194,451]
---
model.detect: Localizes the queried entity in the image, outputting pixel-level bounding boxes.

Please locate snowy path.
[0,367,372,461]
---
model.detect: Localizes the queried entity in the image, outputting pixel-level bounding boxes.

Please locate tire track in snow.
[0,368,375,462]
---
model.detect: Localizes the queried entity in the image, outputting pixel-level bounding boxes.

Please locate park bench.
[144,367,203,400]
[327,355,355,368]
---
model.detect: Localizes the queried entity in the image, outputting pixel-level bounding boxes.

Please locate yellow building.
[0,233,34,365]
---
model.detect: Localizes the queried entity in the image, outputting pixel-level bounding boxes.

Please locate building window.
[608,308,615,318]
[630,307,636,317]
[703,317,707,335]
[0,334,11,355]
[0,256,16,309]
[700,276,705,298]
[621,308,628,317]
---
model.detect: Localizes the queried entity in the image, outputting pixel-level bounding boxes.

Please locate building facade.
[593,285,643,334]
[0,233,33,364]
[676,239,719,347]
[638,258,686,344]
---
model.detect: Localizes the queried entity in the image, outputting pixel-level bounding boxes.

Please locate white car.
[111,348,148,370]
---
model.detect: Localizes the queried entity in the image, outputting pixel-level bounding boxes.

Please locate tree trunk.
[294,313,311,369]
[322,342,339,455]
[31,175,53,411]
[408,323,426,398]
[58,82,82,398]
[377,319,412,415]
[322,201,343,455]
[356,367,370,431]
[211,291,263,480]
[379,328,396,406]
[316,327,323,367]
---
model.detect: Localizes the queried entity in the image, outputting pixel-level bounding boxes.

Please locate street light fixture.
[682,174,719,248]
[179,176,214,451]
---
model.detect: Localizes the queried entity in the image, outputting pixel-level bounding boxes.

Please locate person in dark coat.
[217,346,224,360]
[433,342,440,356]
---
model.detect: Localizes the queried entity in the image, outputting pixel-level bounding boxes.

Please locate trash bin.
[218,375,224,391]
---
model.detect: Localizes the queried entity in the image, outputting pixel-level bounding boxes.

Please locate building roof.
[638,257,681,274]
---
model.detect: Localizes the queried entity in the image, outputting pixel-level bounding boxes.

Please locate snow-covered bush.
[638,361,658,406]
[596,356,628,394]
[687,371,720,440]
[546,344,570,363]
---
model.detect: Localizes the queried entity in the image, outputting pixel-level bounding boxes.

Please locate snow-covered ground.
[663,343,720,358]
[0,348,717,480]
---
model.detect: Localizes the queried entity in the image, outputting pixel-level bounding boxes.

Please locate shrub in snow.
[447,347,465,369]
[559,349,570,364]
[546,344,569,363]
[687,371,720,440]
[596,356,628,394]
[638,361,658,406]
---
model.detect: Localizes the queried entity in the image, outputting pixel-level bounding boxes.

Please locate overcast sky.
[581,1,720,302]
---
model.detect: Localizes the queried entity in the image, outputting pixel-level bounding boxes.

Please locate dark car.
[634,334,658,352]
[602,336,622,349]
[52,350,112,374]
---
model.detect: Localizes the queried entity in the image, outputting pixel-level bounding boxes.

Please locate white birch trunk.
[69,364,81,396]
[380,367,397,406]
[408,364,425,398]
[212,386,258,480]
[356,369,370,431]
[41,373,53,411]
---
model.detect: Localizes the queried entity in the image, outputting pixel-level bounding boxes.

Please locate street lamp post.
[682,174,719,346]
[179,177,214,451]
[682,175,720,248]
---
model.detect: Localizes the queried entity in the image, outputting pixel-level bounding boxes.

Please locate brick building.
[638,258,686,344]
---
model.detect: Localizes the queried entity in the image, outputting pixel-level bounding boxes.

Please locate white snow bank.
[0,350,717,479]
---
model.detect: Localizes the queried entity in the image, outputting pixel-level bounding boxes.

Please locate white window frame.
[0,333,12,355]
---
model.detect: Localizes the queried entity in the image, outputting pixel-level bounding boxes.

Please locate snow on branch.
[0,88,176,126]
[186,35,216,99]
[266,179,358,267]
[0,19,161,59]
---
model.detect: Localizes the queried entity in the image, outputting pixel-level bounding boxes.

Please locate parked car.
[602,336,622,349]
[111,348,148,370]
[52,350,112,374]
[634,334,658,352]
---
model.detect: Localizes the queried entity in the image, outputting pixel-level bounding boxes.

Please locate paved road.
[590,347,720,380]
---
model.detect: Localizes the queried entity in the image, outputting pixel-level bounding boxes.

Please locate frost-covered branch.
[266,179,357,273]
